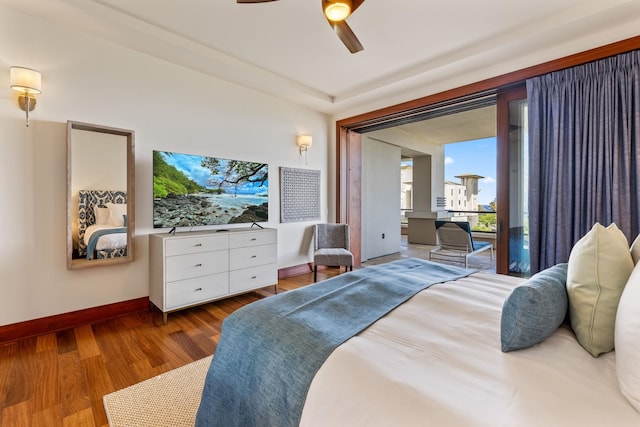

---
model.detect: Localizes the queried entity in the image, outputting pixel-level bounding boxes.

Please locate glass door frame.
[496,85,527,275]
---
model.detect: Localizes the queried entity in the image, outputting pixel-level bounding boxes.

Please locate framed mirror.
[67,121,135,269]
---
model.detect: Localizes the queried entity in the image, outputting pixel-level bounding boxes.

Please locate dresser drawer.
[229,230,277,249]
[165,234,229,256]
[165,273,229,309]
[229,244,277,270]
[166,250,229,282]
[229,264,277,294]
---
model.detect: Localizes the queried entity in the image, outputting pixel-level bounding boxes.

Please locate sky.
[444,137,496,205]
[159,151,268,195]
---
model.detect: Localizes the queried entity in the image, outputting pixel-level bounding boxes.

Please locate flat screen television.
[153,150,268,228]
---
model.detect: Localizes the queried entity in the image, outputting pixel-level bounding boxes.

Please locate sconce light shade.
[9,66,41,127]
[297,134,313,164]
[297,134,313,150]
[10,67,41,94]
[324,1,352,21]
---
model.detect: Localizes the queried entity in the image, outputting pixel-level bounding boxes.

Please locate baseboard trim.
[0,297,149,345]
[278,263,313,279]
[1,265,314,344]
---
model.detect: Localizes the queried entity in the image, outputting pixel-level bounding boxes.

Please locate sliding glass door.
[497,86,530,276]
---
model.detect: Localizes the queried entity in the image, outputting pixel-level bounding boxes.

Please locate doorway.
[358,101,506,271]
[339,90,528,276]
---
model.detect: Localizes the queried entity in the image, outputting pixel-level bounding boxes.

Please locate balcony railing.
[446,210,497,233]
[400,209,496,232]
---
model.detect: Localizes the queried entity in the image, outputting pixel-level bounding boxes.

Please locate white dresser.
[149,227,277,323]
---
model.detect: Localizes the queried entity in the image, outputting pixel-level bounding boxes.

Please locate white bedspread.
[84,224,127,250]
[300,272,640,426]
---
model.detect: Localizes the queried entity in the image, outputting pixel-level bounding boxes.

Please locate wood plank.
[3,339,37,408]
[0,344,16,407]
[58,351,90,418]
[0,401,30,427]
[35,334,57,353]
[32,404,63,427]
[62,407,95,427]
[74,326,101,361]
[56,329,78,355]
[31,348,58,412]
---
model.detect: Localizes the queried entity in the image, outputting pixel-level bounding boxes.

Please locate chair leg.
[350,265,353,271]
[314,266,318,282]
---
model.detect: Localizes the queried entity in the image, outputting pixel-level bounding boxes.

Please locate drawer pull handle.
[195,243,203,247]
[251,276,257,279]
[251,238,257,241]
[195,287,203,291]
[251,255,257,258]
[195,263,203,267]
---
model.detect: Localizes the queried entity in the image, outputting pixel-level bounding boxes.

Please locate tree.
[201,158,268,195]
[477,198,497,231]
[153,151,204,198]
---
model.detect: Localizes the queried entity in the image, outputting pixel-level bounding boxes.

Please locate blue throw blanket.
[195,258,475,427]
[85,227,126,259]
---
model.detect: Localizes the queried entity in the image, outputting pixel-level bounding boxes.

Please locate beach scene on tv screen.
[153,151,268,228]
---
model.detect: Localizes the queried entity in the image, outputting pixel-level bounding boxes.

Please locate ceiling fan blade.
[351,0,365,13]
[331,20,364,54]
[237,0,278,3]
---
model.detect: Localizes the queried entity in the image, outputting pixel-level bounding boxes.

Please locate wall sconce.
[10,66,42,127]
[296,134,313,164]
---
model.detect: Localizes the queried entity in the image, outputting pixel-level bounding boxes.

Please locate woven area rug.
[103,356,212,427]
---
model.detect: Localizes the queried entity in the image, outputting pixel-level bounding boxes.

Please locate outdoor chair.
[429,220,493,268]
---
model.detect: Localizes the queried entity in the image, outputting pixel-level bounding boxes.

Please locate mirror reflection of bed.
[67,121,135,269]
[76,190,128,260]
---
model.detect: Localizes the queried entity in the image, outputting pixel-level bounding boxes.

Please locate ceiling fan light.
[324,1,351,22]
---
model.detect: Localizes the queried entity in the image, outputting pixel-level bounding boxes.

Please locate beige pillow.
[630,234,640,265]
[567,223,634,357]
[106,202,127,227]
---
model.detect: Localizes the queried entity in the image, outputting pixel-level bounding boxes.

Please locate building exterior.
[445,173,484,227]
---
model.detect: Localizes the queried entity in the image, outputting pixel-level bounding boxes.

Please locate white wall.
[366,128,445,211]
[361,137,401,261]
[0,6,331,326]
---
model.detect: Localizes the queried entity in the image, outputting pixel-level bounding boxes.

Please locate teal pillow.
[501,263,569,352]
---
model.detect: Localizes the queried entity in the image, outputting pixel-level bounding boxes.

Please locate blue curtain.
[527,50,640,273]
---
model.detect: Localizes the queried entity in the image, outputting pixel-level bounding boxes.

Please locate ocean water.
[206,193,267,210]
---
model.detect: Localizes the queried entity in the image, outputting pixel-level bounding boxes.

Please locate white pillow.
[93,205,110,225]
[566,223,634,357]
[615,261,640,412]
[630,234,640,265]
[105,202,127,227]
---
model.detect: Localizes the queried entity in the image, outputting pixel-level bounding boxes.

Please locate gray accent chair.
[313,223,354,282]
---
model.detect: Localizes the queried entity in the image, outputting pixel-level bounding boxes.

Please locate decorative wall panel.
[280,167,321,223]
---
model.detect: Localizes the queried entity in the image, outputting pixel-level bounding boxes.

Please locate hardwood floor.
[0,237,495,426]
[0,268,342,427]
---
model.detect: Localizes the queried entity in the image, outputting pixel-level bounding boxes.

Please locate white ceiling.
[4,0,640,117]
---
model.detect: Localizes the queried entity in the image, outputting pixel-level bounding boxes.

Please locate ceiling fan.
[237,0,365,54]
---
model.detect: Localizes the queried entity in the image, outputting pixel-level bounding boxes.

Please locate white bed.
[83,224,127,251]
[195,229,640,427]
[77,190,128,259]
[300,272,640,426]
